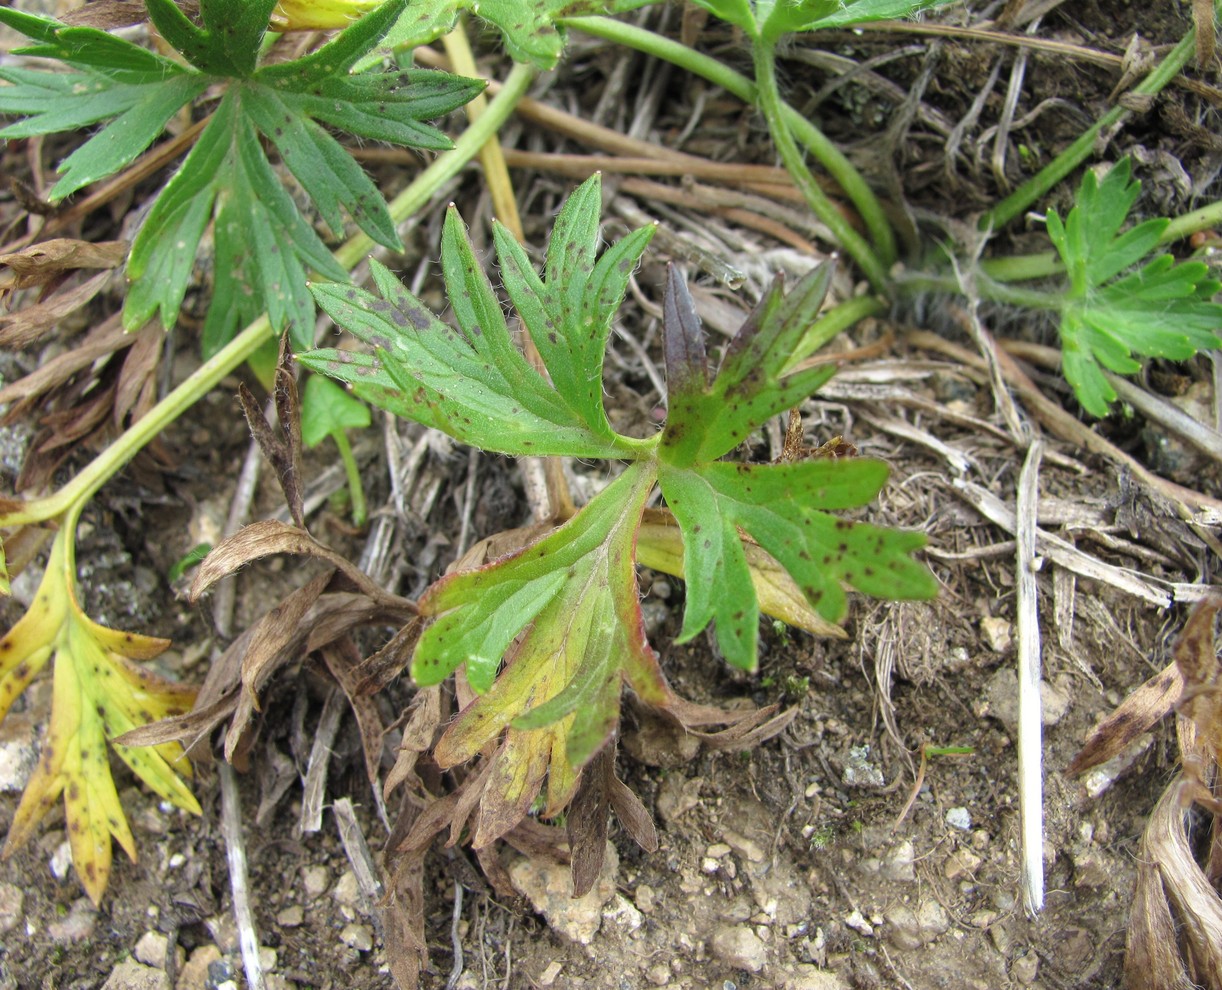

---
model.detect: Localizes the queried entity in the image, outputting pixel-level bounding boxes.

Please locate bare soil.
[2,1,1221,989]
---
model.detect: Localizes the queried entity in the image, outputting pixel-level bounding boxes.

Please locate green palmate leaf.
[1046,159,1222,417]
[304,174,652,456]
[657,266,936,670]
[0,1,482,350]
[0,10,207,200]
[301,375,371,447]
[661,263,838,466]
[422,463,666,841]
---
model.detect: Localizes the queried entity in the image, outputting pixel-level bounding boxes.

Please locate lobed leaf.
[691,0,957,42]
[659,460,935,670]
[661,263,838,466]
[1047,159,1222,417]
[305,183,652,459]
[0,531,198,905]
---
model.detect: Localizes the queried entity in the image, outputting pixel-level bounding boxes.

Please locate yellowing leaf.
[271,0,381,30]
[0,528,199,905]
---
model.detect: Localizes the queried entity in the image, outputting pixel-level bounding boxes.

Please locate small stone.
[781,965,850,990]
[258,947,277,972]
[968,910,999,929]
[49,840,72,881]
[300,865,329,900]
[603,894,643,933]
[943,849,982,881]
[721,830,765,864]
[204,915,238,953]
[634,884,656,914]
[0,883,23,935]
[656,774,704,823]
[537,961,563,986]
[332,871,362,909]
[981,669,1070,734]
[175,946,221,990]
[510,843,618,945]
[1071,849,1111,889]
[0,714,38,793]
[881,840,916,882]
[102,959,169,990]
[275,905,304,928]
[49,897,97,943]
[264,977,297,990]
[339,923,374,951]
[702,858,722,874]
[841,745,885,789]
[1011,950,1039,985]
[706,843,732,859]
[135,930,170,968]
[646,962,671,985]
[711,925,768,973]
[945,807,972,831]
[885,900,949,950]
[980,616,1012,653]
[844,910,873,936]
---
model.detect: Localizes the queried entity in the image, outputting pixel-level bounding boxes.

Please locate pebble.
[1072,849,1112,888]
[646,962,672,985]
[0,883,23,934]
[1012,950,1039,985]
[509,843,619,944]
[276,905,304,928]
[301,865,329,900]
[538,961,563,986]
[980,669,1070,733]
[49,840,72,881]
[175,945,221,990]
[844,910,873,937]
[781,966,849,990]
[655,774,704,823]
[634,884,656,914]
[721,830,765,864]
[332,870,363,910]
[0,713,38,793]
[49,897,98,943]
[102,959,169,990]
[945,807,972,831]
[841,745,885,789]
[885,900,949,949]
[602,894,643,933]
[710,925,768,973]
[980,616,1012,653]
[881,840,916,882]
[339,923,373,952]
[135,930,171,968]
[943,848,982,880]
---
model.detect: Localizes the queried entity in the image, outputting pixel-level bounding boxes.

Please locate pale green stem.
[560,15,897,271]
[332,430,367,527]
[752,39,889,293]
[980,28,1200,231]
[0,61,538,530]
[787,294,886,372]
[1163,199,1222,244]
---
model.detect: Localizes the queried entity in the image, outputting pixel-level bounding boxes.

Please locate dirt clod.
[711,924,768,973]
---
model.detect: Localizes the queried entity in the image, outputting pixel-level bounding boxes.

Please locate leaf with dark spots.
[661,263,709,399]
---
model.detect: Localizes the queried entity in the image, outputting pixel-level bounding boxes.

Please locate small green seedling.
[303,174,937,842]
[167,543,213,584]
[300,375,372,527]
[1045,158,1222,417]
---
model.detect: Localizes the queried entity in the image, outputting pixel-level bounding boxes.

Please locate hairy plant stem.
[561,16,897,273]
[893,270,1064,310]
[751,40,889,293]
[980,28,1201,231]
[332,430,367,528]
[0,61,538,530]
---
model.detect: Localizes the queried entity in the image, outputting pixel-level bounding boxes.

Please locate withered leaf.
[0,270,114,349]
[1067,660,1184,776]
[0,314,128,412]
[567,747,614,897]
[383,686,442,801]
[321,641,386,788]
[112,322,161,427]
[0,239,127,291]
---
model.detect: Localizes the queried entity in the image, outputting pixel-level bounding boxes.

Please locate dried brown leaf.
[189,520,414,612]
[1175,594,1222,761]
[355,618,422,695]
[567,747,613,897]
[384,687,442,801]
[112,322,161,427]
[237,569,332,712]
[0,270,114,348]
[608,771,657,853]
[1126,853,1196,990]
[1130,779,1222,987]
[1067,661,1184,776]
[61,0,150,28]
[0,315,127,411]
[0,239,126,290]
[321,641,385,788]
